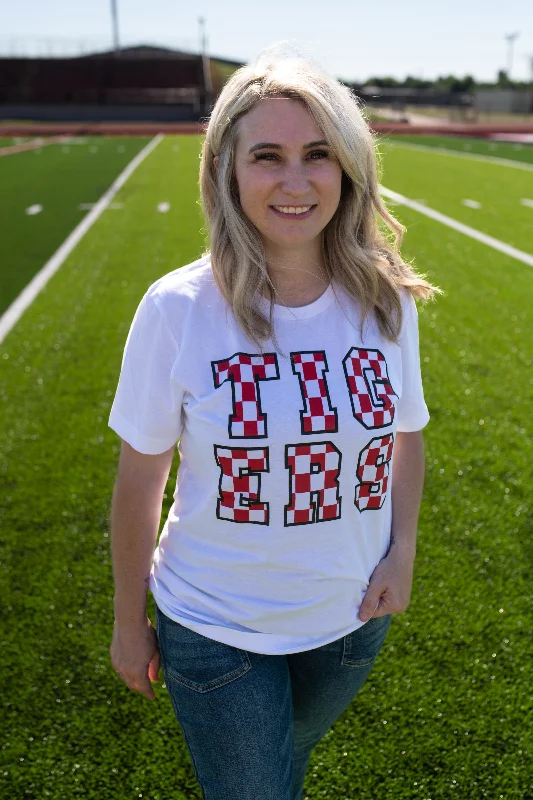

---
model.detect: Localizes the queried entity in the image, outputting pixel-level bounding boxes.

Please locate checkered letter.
[284,442,342,526]
[290,351,338,434]
[342,348,398,429]
[212,353,280,438]
[354,433,394,512]
[214,445,270,524]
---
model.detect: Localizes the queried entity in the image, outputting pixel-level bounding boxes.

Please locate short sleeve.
[108,293,184,454]
[395,291,430,433]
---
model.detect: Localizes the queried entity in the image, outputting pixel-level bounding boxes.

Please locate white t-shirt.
[108,255,430,654]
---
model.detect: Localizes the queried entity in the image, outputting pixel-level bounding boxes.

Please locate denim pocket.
[156,606,252,694]
[341,614,393,667]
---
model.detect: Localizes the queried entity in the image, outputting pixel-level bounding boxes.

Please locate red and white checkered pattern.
[354,434,394,511]
[343,348,397,429]
[214,446,269,524]
[285,442,341,526]
[212,353,279,438]
[291,351,338,434]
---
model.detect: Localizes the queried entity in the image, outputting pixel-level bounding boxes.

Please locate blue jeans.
[156,605,392,800]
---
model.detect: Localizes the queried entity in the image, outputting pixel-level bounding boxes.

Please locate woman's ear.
[213,155,219,170]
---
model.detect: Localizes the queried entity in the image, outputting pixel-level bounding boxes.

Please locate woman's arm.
[111,440,175,626]
[388,430,425,557]
[109,440,175,700]
[358,430,425,621]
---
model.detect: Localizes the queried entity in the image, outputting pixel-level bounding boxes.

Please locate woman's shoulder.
[144,254,216,308]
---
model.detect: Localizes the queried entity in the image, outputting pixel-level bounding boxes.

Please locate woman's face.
[232,98,343,261]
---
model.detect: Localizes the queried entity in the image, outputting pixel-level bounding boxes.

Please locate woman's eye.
[253,150,330,162]
[254,152,278,161]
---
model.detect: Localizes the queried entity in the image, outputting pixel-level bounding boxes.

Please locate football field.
[1,133,532,799]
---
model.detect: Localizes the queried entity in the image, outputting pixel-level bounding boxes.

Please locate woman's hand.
[110,616,161,700]
[358,430,424,622]
[358,544,416,621]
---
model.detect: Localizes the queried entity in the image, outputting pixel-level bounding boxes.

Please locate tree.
[496,69,512,87]
[365,76,400,88]
[403,75,433,89]
[450,75,476,93]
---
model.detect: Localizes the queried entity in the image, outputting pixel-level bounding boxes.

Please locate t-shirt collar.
[258,283,336,321]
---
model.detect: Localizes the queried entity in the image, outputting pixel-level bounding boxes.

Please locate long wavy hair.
[199,48,442,353]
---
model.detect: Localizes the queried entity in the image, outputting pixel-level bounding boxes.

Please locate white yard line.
[379,185,533,268]
[383,140,533,173]
[0,136,65,157]
[0,133,164,344]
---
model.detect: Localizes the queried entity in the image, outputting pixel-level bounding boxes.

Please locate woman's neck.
[265,246,330,308]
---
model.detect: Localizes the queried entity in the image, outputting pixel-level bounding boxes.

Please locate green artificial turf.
[384,134,533,165]
[0,137,34,148]
[1,135,532,799]
[379,142,533,255]
[0,136,150,314]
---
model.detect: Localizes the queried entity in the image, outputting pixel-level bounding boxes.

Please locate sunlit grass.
[380,139,533,254]
[0,135,531,799]
[0,136,150,313]
[386,133,533,165]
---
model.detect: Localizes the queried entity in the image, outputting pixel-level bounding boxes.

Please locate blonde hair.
[199,47,442,352]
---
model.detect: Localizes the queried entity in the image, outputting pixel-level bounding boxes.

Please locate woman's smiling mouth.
[270,204,316,218]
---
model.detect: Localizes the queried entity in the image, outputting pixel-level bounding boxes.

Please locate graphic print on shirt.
[354,433,394,511]
[284,442,342,526]
[343,348,398,429]
[212,353,280,438]
[290,351,339,435]
[214,445,270,524]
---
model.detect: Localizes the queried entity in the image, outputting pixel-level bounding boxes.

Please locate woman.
[109,50,440,800]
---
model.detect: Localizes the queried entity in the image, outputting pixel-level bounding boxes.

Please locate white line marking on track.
[0,137,54,157]
[490,133,533,144]
[25,204,43,215]
[379,184,533,268]
[0,133,164,344]
[109,202,123,210]
[462,199,482,209]
[157,202,170,213]
[520,198,533,209]
[384,140,533,172]
[78,203,95,210]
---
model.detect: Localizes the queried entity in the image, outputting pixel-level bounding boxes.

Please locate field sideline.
[1,135,532,799]
[0,136,151,314]
[383,133,533,166]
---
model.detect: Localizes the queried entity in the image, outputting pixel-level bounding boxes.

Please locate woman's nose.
[280,163,311,195]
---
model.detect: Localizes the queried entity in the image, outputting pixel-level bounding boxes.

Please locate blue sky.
[2,0,532,83]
